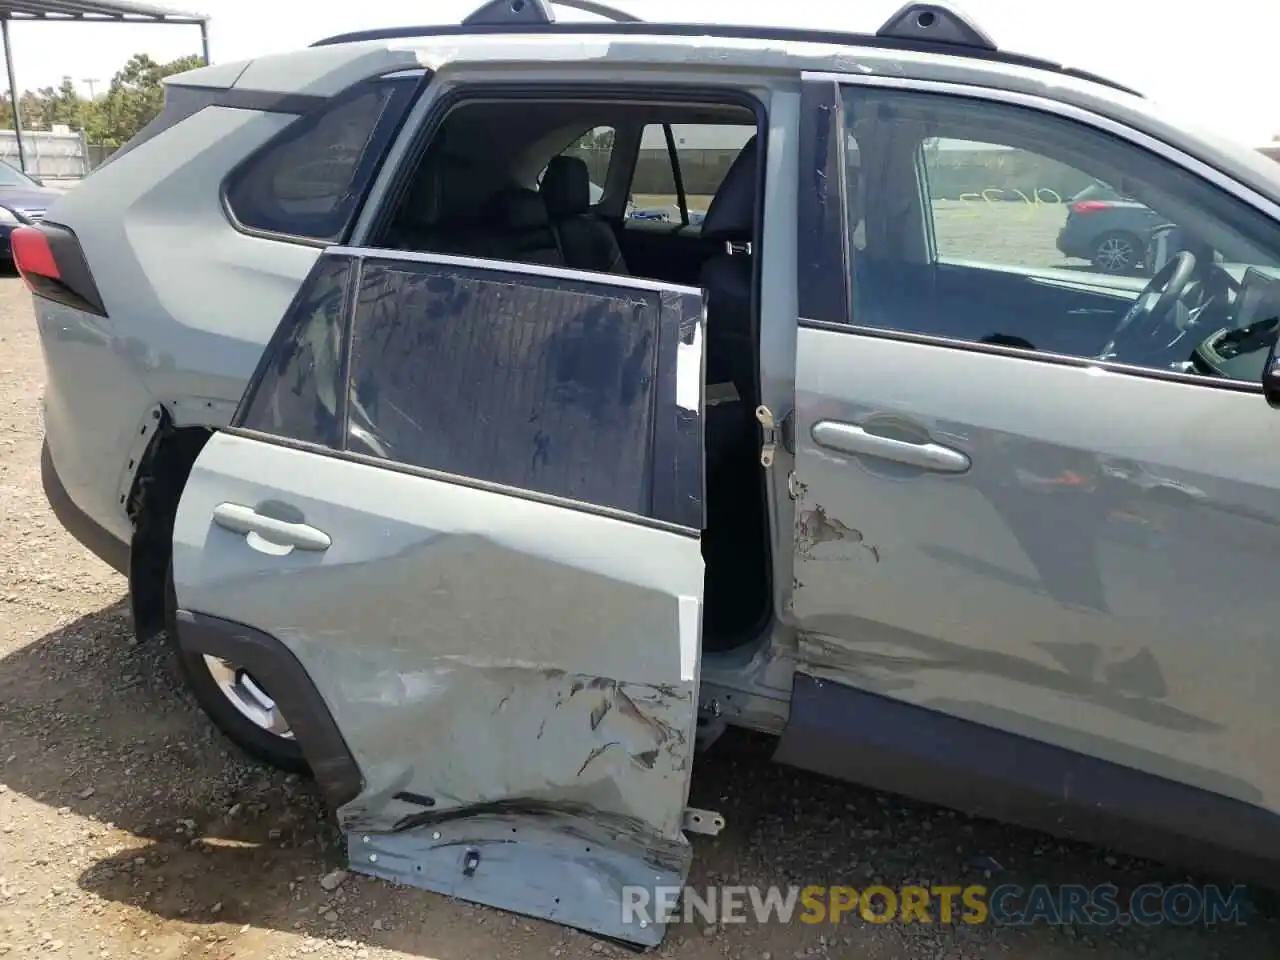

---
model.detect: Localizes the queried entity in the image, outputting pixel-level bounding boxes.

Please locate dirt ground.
[2,265,1278,960]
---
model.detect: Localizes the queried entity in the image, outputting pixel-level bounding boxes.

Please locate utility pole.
[82,78,98,99]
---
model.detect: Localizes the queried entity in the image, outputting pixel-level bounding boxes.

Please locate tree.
[0,51,205,148]
[95,52,204,147]
[48,77,83,128]
[575,127,615,151]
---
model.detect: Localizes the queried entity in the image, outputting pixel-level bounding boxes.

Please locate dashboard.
[1193,266,1280,381]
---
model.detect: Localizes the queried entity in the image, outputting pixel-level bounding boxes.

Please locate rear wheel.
[164,561,308,772]
[1090,231,1143,274]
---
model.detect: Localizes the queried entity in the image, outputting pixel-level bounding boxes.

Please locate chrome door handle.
[211,502,332,552]
[811,420,971,474]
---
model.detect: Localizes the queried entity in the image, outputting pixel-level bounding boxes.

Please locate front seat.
[540,155,628,274]
[699,134,758,397]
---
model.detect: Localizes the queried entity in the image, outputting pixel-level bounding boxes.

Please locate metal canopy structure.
[0,0,210,172]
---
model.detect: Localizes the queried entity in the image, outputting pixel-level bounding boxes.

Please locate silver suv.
[22,0,1280,944]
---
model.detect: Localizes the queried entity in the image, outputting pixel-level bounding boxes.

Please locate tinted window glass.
[541,126,614,204]
[667,123,756,223]
[237,256,350,446]
[226,80,413,242]
[631,123,756,224]
[842,87,1280,382]
[347,259,660,514]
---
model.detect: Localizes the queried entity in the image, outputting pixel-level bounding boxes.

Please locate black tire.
[164,561,308,773]
[1090,230,1143,275]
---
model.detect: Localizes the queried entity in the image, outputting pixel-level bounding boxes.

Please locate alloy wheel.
[201,655,294,739]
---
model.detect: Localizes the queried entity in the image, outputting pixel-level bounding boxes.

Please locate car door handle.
[211,502,332,552]
[811,420,971,474]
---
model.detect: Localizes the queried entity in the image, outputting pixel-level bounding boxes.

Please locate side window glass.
[631,124,680,223]
[346,260,662,516]
[237,256,350,446]
[540,125,614,206]
[629,123,756,224]
[226,80,413,242]
[842,87,1280,383]
[921,139,1143,273]
[668,123,756,224]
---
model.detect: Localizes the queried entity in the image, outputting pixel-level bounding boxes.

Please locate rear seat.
[385,155,569,269]
[486,188,565,266]
[383,152,497,256]
[540,155,628,274]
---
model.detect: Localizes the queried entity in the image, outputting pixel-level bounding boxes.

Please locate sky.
[3,0,1278,146]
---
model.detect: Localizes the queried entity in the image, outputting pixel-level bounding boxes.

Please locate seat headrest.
[501,188,552,230]
[701,135,758,242]
[541,155,591,217]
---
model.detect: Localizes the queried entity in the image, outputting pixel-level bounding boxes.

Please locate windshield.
[0,162,38,188]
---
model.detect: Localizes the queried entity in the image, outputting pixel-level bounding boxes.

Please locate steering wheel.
[1097,251,1197,363]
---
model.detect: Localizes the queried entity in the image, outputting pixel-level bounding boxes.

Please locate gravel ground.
[2,259,1279,960]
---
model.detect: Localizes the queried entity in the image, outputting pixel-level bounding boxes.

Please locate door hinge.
[755,405,794,469]
[683,807,726,837]
[787,471,803,500]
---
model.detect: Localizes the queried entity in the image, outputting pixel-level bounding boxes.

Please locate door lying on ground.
[171,248,708,945]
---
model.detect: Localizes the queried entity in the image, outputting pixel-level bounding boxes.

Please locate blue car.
[0,161,62,261]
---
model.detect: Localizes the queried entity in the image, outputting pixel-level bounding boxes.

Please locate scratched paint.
[795,503,880,563]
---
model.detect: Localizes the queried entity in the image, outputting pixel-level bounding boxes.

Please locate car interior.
[370,97,772,654]
[848,98,1280,375]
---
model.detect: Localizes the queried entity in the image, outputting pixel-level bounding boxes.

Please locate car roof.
[312,1,1138,96]
[172,2,1280,212]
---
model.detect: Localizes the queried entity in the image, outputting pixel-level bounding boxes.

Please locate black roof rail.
[463,0,641,26]
[311,0,1141,99]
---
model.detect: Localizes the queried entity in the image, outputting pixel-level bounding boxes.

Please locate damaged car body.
[24,0,1280,947]
[170,248,710,945]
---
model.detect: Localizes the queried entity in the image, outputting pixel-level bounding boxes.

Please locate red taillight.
[11,223,106,316]
[1071,200,1112,214]
[12,225,59,281]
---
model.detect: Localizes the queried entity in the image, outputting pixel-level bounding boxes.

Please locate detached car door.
[171,248,708,946]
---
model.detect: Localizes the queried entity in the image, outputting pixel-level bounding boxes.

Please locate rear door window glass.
[346,259,661,515]
[237,256,351,447]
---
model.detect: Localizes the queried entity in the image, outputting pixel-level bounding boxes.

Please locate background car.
[0,161,61,262]
[1056,180,1166,274]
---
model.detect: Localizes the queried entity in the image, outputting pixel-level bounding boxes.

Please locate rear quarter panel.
[46,105,322,424]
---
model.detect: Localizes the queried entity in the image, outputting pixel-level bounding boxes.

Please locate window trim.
[222,427,703,539]
[220,74,425,248]
[797,317,1268,395]
[806,71,1280,222]
[803,70,1280,394]
[230,247,709,534]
